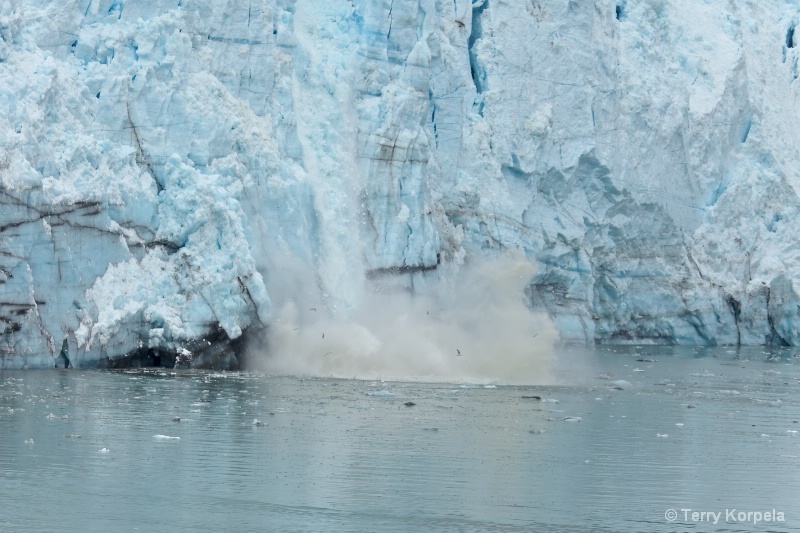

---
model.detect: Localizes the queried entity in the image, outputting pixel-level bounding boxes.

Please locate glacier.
[3,0,800,369]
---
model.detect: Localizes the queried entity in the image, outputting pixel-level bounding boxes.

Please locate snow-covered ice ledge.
[5,0,800,368]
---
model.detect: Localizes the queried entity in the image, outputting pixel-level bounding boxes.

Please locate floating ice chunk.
[153,435,180,440]
[752,398,783,407]
[541,398,559,403]
[563,416,582,422]
[99,448,110,453]
[46,413,56,420]
[483,385,497,389]
[675,423,684,427]
[252,419,264,426]
[633,368,645,372]
[365,390,395,397]
[610,380,632,390]
[24,439,34,446]
[787,430,798,436]
[657,433,668,438]
[761,434,771,437]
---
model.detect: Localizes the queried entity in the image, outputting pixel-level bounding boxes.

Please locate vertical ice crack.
[126,90,163,192]
[387,0,394,41]
[429,89,438,148]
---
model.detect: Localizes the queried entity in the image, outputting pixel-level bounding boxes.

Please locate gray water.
[1,346,799,532]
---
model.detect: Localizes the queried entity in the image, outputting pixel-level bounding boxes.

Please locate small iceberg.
[563,416,582,422]
[610,380,632,390]
[99,448,110,453]
[153,434,180,441]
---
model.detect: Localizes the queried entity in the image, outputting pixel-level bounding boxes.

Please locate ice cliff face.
[4,0,800,369]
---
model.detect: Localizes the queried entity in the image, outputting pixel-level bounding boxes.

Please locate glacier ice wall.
[4,0,800,368]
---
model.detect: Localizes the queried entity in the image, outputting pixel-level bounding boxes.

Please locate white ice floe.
[153,435,180,441]
[365,390,395,397]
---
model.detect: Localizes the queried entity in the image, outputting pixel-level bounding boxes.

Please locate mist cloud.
[250,253,558,385]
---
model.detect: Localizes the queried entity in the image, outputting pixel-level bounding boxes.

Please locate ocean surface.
[1,346,799,532]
